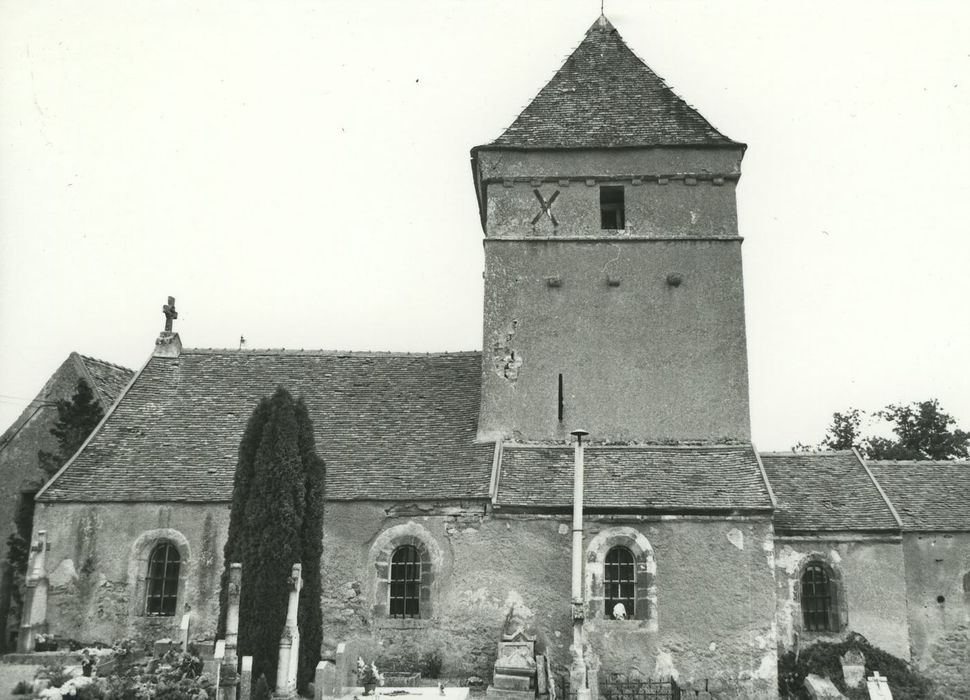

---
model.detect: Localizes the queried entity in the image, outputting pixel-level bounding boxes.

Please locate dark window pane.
[600,186,625,230]
[145,543,180,616]
[801,563,834,632]
[389,545,422,618]
[604,546,636,619]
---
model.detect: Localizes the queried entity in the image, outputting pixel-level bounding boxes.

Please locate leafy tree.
[36,378,105,479]
[218,387,325,693]
[802,399,969,460]
[819,408,864,452]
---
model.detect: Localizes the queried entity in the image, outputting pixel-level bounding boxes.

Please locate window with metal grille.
[389,545,421,618]
[145,543,180,616]
[801,563,836,631]
[605,546,635,619]
[600,186,625,230]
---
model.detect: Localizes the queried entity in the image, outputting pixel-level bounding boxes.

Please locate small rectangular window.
[600,186,625,230]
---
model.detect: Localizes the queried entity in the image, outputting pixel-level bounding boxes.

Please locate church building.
[22,15,970,699]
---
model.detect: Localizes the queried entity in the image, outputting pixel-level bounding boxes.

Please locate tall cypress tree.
[218,387,325,692]
[295,397,325,691]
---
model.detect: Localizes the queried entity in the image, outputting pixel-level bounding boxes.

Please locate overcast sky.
[1,0,968,451]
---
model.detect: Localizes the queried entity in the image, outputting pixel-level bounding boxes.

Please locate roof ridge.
[180,348,482,357]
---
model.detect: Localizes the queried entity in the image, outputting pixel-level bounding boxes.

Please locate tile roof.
[495,444,772,512]
[483,16,739,150]
[759,452,900,532]
[74,353,135,407]
[39,350,494,503]
[867,461,970,531]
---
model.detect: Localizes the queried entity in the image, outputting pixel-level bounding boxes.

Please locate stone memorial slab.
[804,673,846,699]
[841,649,865,689]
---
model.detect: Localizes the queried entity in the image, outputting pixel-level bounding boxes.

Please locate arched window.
[605,546,636,619]
[801,562,837,632]
[145,543,181,616]
[389,545,421,618]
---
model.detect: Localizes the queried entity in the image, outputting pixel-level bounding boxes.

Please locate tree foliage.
[218,387,325,693]
[36,378,105,479]
[807,399,969,460]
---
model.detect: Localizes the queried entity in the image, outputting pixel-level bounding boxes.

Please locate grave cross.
[162,296,178,332]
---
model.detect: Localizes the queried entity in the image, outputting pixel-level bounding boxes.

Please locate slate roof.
[483,16,739,150]
[759,452,900,532]
[39,350,494,503]
[867,461,970,531]
[74,353,135,407]
[495,444,773,512]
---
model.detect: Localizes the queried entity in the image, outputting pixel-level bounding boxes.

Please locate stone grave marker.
[274,563,303,699]
[240,656,253,700]
[866,672,894,700]
[840,648,865,689]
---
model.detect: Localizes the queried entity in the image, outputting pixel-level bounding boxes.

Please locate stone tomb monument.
[486,604,539,700]
[274,563,303,700]
[840,648,865,689]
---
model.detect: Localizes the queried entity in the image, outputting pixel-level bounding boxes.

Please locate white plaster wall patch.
[727,528,744,550]
[654,651,678,681]
[754,653,777,679]
[775,545,802,574]
[48,558,78,588]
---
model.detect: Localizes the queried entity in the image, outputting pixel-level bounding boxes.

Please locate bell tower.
[472,16,750,444]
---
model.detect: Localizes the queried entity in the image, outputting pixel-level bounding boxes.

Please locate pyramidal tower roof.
[486,15,740,150]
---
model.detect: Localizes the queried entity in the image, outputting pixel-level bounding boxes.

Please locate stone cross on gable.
[162,296,178,332]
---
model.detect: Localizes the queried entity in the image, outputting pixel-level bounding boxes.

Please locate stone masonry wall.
[773,535,909,659]
[0,357,89,647]
[479,239,750,443]
[323,502,777,698]
[901,532,970,697]
[32,501,228,644]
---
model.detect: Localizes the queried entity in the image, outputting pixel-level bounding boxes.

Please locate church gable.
[37,349,493,503]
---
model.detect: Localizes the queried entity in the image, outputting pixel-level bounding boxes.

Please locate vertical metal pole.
[570,430,590,700]
[571,434,584,606]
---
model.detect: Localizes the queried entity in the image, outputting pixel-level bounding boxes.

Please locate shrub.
[11,680,31,695]
[778,632,932,700]
[422,650,444,679]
